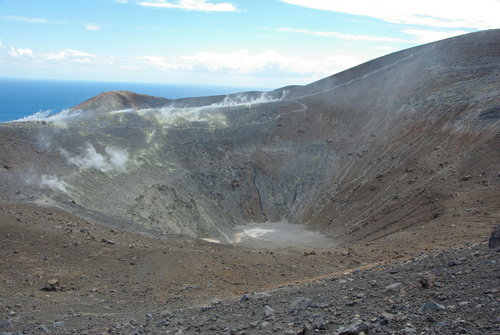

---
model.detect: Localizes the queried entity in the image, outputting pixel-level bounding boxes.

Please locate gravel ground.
[4,241,497,335]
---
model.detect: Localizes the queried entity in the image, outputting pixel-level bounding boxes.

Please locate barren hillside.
[1,30,498,244]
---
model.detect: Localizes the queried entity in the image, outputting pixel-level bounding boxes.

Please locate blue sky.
[0,0,498,88]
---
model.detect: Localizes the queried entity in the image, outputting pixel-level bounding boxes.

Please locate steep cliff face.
[270,29,500,242]
[1,30,498,244]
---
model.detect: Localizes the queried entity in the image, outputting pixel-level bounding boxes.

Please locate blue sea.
[0,77,268,122]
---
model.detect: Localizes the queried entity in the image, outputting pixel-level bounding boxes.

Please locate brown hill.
[72,90,171,113]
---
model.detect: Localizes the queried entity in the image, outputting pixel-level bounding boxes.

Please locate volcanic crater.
[0,30,498,334]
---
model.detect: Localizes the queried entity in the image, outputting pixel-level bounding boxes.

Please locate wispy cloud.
[0,15,63,24]
[137,0,238,12]
[402,29,469,43]
[45,49,97,63]
[138,49,365,78]
[0,43,370,85]
[4,45,97,63]
[183,49,317,74]
[278,27,408,43]
[279,26,470,45]
[376,46,396,52]
[1,15,48,23]
[279,0,499,29]
[85,24,102,31]
[8,47,33,57]
[137,55,183,71]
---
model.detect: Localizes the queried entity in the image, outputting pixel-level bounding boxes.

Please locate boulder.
[488,226,500,249]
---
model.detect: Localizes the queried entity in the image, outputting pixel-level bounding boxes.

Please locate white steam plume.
[63,144,129,173]
[105,146,129,172]
[39,175,68,192]
[10,109,82,126]
[25,173,68,192]
[128,91,286,128]
[208,92,281,108]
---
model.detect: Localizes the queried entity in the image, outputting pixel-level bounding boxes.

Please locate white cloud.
[45,49,97,63]
[85,24,102,31]
[184,49,318,74]
[8,47,33,57]
[278,27,408,43]
[0,15,64,24]
[0,15,49,23]
[74,58,93,64]
[279,26,471,45]
[138,49,365,78]
[376,46,396,52]
[137,0,238,12]
[402,29,469,44]
[137,55,186,71]
[116,0,129,3]
[279,0,500,29]
[0,42,379,87]
[4,45,98,64]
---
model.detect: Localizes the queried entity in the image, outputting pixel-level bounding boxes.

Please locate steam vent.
[1,30,499,333]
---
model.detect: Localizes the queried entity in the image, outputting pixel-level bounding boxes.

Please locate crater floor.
[231,222,335,249]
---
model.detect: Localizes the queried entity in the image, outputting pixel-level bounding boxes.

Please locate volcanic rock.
[41,279,62,292]
[488,225,500,249]
[288,297,312,313]
[419,302,446,313]
[338,320,371,335]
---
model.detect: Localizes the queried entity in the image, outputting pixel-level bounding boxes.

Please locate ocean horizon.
[0,77,270,122]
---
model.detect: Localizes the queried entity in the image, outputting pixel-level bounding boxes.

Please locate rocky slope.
[1,30,498,245]
[66,242,500,335]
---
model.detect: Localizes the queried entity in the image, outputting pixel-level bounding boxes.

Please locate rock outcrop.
[489,225,500,249]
